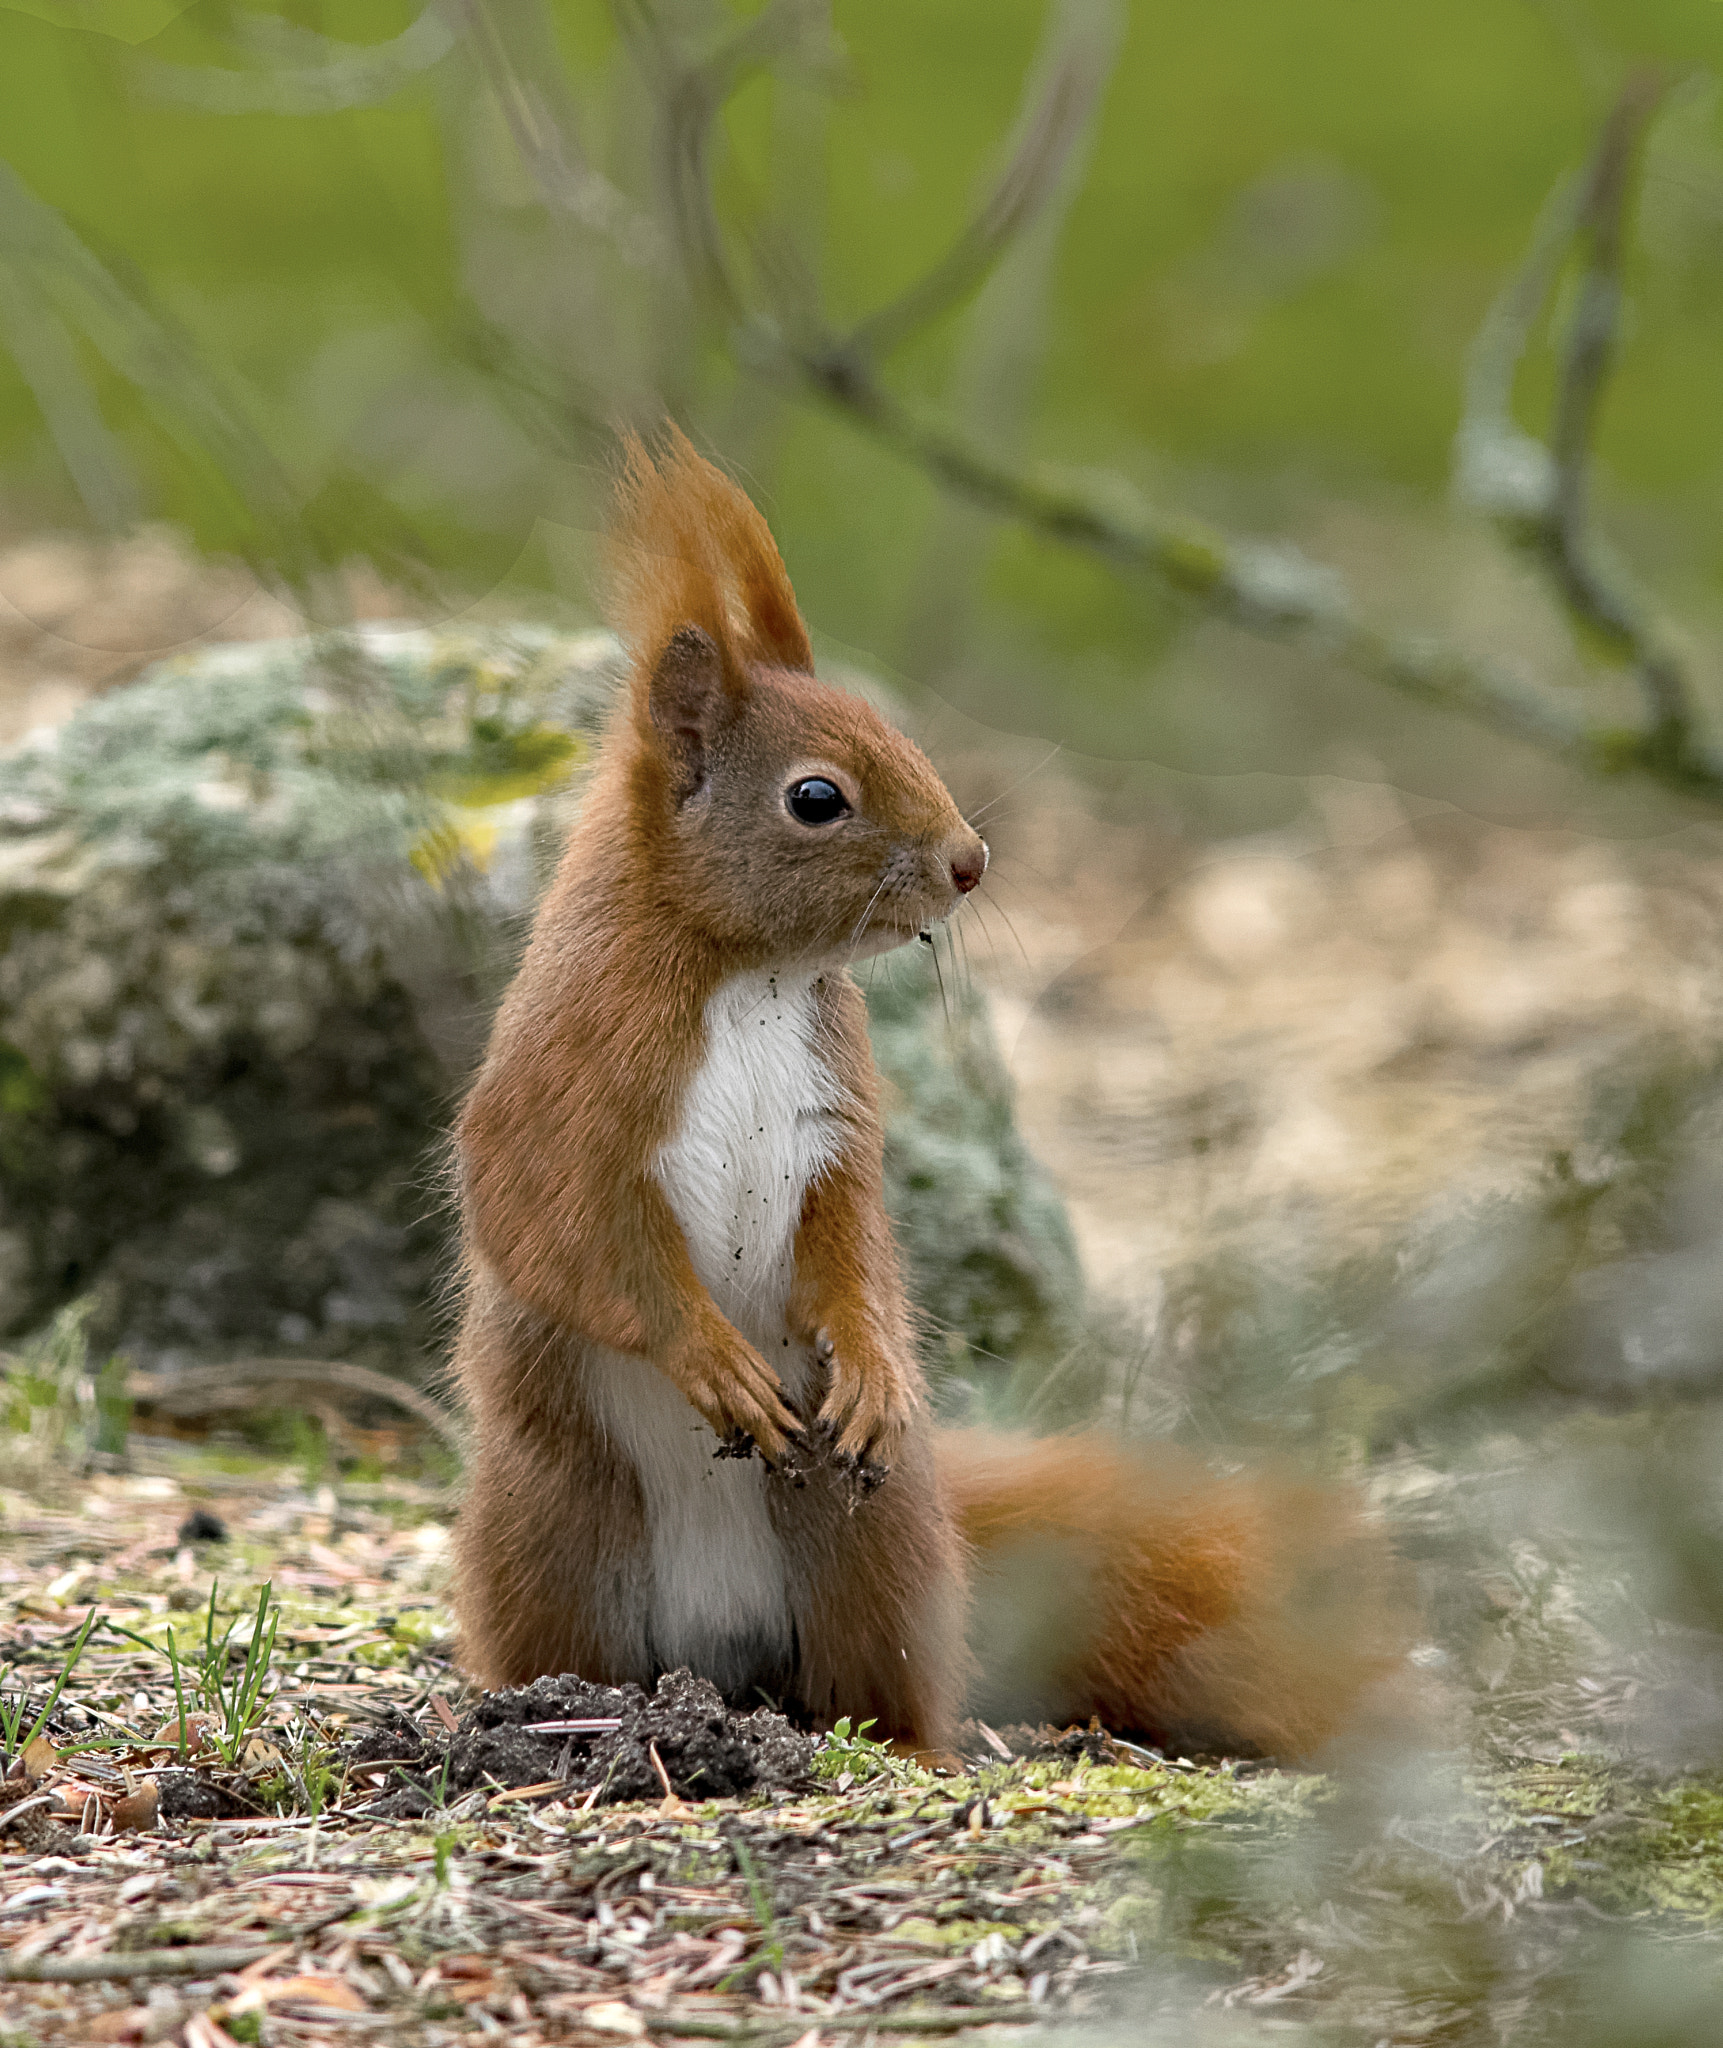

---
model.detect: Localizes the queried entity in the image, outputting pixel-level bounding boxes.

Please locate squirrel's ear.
[647,625,732,803]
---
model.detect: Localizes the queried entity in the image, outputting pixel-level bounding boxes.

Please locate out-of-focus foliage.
[3,2,1723,788]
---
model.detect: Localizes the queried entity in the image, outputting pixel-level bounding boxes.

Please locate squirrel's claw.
[811,1323,914,1486]
[675,1328,802,1461]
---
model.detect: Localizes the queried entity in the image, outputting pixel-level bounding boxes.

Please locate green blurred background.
[4,0,1722,802]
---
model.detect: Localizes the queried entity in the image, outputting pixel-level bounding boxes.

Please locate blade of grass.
[731,1838,784,1978]
[13,1607,99,1760]
[166,1625,188,1760]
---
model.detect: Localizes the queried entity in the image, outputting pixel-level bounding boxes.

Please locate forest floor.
[10,544,1723,2044]
[4,1445,1723,2048]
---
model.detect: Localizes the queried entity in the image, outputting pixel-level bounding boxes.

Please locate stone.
[0,626,1081,1396]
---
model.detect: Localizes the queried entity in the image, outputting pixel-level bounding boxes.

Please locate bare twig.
[0,1793,57,1834]
[128,1358,466,1460]
[452,0,663,263]
[649,22,1723,803]
[782,358,1604,773]
[846,1,1121,363]
[1539,75,1696,768]
[1458,72,1699,778]
[0,1945,275,1983]
[616,0,832,320]
[139,5,454,115]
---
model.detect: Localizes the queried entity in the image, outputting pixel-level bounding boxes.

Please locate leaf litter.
[0,1448,1163,2045]
[10,1446,1723,2045]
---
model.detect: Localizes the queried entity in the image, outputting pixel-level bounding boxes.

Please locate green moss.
[427,723,585,807]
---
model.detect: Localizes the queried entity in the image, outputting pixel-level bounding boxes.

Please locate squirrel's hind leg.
[772,1421,969,1751]
[450,1308,652,1691]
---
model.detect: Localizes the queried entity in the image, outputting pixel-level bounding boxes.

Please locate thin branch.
[453,0,664,265]
[780,357,1601,769]
[129,1358,467,1460]
[618,0,832,320]
[0,257,139,530]
[0,161,335,609]
[1456,70,1704,783]
[846,1,1121,362]
[139,5,454,114]
[1547,73,1694,761]
[0,1946,275,1983]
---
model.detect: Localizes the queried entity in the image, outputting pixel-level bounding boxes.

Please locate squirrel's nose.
[950,836,988,896]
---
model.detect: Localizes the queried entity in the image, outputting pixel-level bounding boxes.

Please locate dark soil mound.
[154,1767,265,1821]
[347,1669,816,1818]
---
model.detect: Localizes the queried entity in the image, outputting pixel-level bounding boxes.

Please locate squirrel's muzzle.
[948,830,988,897]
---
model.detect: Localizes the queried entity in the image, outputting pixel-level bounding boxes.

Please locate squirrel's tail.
[935,1428,1409,1758]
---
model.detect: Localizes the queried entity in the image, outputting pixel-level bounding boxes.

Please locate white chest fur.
[584,969,844,1695]
[655,968,845,1354]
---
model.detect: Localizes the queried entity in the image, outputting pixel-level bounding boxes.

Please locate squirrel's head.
[607,428,986,968]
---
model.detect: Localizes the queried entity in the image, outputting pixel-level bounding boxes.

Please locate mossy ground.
[5,1437,1723,2047]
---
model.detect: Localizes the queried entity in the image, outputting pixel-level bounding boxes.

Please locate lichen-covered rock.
[0,626,1081,1388]
[868,971,1081,1377]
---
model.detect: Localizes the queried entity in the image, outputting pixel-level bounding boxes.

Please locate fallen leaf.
[111,1778,160,1833]
[86,2010,149,2043]
[241,1735,284,1772]
[417,1960,496,2004]
[430,1692,460,1733]
[585,2001,647,2037]
[227,1974,368,2015]
[155,1713,212,1756]
[21,1734,57,1780]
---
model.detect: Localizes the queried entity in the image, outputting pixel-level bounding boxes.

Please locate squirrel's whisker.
[965,741,1063,826]
[972,888,1033,971]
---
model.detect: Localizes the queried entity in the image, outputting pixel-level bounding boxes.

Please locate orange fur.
[608,425,812,686]
[450,425,1405,1758]
[940,1431,1407,1756]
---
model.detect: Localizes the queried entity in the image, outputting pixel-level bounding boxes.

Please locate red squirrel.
[450,427,1402,1757]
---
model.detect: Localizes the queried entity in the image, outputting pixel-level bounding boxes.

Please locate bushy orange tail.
[937,1429,1410,1758]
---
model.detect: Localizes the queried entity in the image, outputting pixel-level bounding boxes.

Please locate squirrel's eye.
[786,776,850,826]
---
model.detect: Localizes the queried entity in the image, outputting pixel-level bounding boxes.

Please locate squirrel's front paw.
[670,1326,801,1462]
[812,1325,918,1482]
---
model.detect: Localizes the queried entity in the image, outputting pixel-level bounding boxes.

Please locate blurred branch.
[1458,71,1704,783]
[453,0,664,264]
[140,6,454,114]
[844,3,1120,363]
[0,161,335,605]
[615,0,836,316]
[773,361,1599,765]
[0,259,139,530]
[617,9,1716,796]
[129,1358,467,1460]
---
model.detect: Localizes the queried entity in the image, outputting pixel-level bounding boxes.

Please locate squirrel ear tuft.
[647,625,729,805]
[608,424,813,692]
